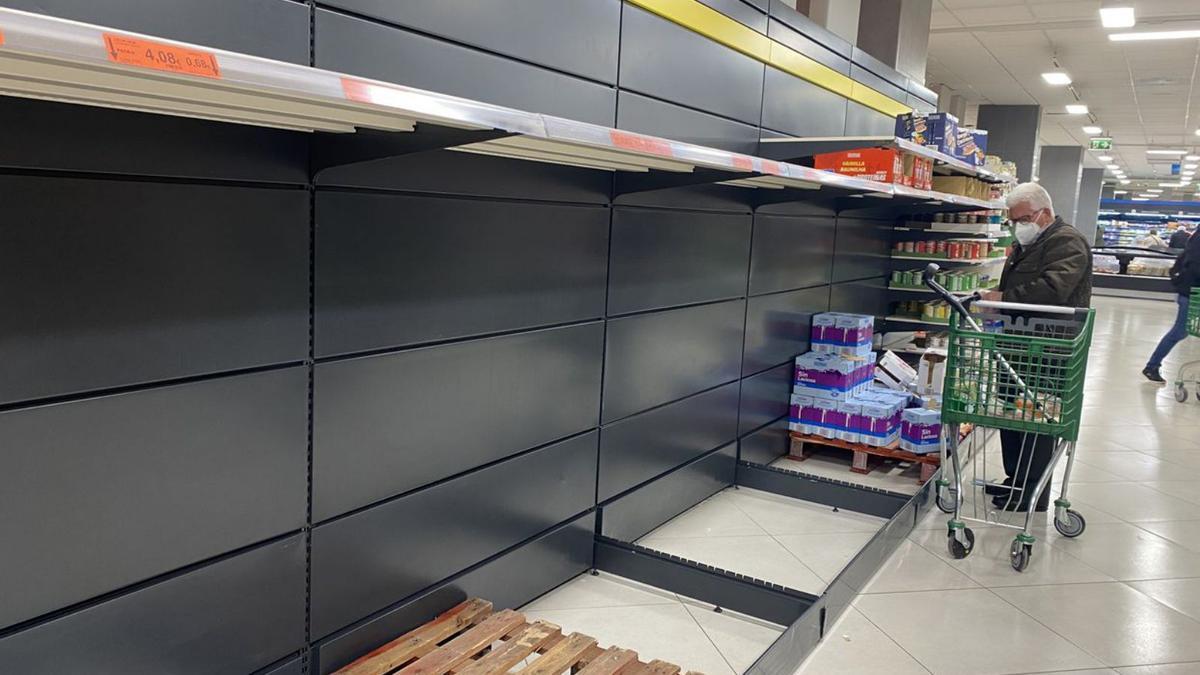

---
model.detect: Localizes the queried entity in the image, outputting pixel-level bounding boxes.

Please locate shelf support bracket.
[309,127,515,178]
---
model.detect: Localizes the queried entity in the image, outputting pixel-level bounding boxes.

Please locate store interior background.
[2,1,1200,675]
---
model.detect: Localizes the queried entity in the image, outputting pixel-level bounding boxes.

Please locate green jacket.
[999,217,1093,308]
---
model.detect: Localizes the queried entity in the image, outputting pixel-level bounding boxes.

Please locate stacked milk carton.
[900,408,942,455]
[789,313,911,447]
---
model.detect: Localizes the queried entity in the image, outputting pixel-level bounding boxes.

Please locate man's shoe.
[1143,367,1167,384]
[984,477,1015,496]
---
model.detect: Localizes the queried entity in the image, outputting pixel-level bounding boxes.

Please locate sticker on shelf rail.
[0,29,5,47]
[760,160,783,176]
[732,155,754,171]
[102,34,220,79]
[609,130,673,157]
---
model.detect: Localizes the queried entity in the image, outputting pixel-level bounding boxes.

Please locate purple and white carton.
[901,408,942,454]
[814,398,842,439]
[836,400,864,443]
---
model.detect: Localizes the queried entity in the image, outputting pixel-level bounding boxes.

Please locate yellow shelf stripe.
[627,0,912,117]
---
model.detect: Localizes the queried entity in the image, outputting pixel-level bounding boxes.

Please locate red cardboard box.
[814,148,904,183]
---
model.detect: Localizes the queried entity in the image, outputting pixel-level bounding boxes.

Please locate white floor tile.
[1127,578,1200,623]
[724,487,886,535]
[1047,522,1200,581]
[1136,520,1200,553]
[522,572,678,612]
[1143,481,1200,506]
[995,582,1200,667]
[1070,483,1200,523]
[773,531,878,583]
[794,607,930,675]
[522,603,735,675]
[1070,453,1200,484]
[1116,664,1200,674]
[862,540,980,594]
[680,601,783,674]
[639,490,768,539]
[854,588,1103,674]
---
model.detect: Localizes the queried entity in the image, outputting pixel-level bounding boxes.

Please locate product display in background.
[895,111,959,156]
[1128,257,1175,277]
[931,176,991,200]
[893,239,1002,260]
[891,268,996,293]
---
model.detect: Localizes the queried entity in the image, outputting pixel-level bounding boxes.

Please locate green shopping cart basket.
[942,307,1096,443]
[1172,288,1200,402]
[1190,287,1200,338]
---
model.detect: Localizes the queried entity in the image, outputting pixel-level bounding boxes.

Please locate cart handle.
[921,263,981,320]
[973,300,1090,317]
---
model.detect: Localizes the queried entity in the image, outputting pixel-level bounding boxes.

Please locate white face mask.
[1014,220,1042,246]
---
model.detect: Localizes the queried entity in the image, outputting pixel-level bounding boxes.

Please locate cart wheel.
[1176,384,1189,403]
[1010,539,1032,572]
[1054,509,1086,538]
[936,487,959,514]
[948,527,975,559]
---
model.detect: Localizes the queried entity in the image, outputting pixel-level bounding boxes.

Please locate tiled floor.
[636,486,886,595]
[798,295,1200,675]
[520,572,784,675]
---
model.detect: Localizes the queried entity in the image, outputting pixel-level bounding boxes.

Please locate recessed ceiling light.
[1114,190,1128,195]
[1066,104,1089,115]
[1187,155,1200,161]
[1186,164,1199,169]
[1120,179,1131,184]
[1111,29,1200,42]
[1083,126,1103,135]
[1148,150,1187,156]
[1100,6,1136,28]
[1041,72,1072,85]
[1097,155,1114,162]
[1106,164,1121,170]
[1132,197,1150,201]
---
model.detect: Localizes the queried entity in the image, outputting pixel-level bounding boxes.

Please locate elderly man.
[982,183,1093,511]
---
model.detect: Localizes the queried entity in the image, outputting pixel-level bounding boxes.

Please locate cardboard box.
[917,350,948,396]
[895,112,959,156]
[901,408,942,454]
[814,147,904,183]
[876,350,917,391]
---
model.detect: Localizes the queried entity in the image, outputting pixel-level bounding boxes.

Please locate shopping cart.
[1172,287,1200,403]
[922,263,1096,572]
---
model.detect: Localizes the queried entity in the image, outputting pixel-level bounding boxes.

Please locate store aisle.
[797,295,1200,675]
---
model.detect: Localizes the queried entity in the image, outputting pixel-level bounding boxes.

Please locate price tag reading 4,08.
[102,34,220,79]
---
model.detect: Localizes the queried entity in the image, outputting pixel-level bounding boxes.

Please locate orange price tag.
[102,34,220,79]
[609,130,673,157]
[0,29,6,47]
[732,156,754,171]
[761,160,783,175]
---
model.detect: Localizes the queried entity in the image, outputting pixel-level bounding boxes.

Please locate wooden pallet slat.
[519,632,597,675]
[454,621,562,675]
[399,609,528,675]
[575,647,638,675]
[644,660,682,675]
[334,599,494,675]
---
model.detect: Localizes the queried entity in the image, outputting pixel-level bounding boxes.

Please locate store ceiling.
[927,0,1200,199]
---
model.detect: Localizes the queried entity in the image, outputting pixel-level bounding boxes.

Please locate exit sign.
[1090,137,1114,150]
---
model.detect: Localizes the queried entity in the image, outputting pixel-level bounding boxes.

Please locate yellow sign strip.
[627,0,911,117]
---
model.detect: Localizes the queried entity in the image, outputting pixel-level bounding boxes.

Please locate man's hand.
[980,290,1002,301]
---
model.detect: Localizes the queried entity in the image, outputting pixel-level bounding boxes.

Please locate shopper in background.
[1170,224,1193,250]
[1137,228,1168,251]
[1143,230,1200,383]
[982,182,1093,511]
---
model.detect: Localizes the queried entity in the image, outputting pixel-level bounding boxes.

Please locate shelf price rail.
[0,6,1004,211]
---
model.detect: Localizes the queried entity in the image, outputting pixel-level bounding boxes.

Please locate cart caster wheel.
[948,527,975,559]
[1054,509,1086,538]
[937,488,959,514]
[1010,539,1032,572]
[1176,384,1189,403]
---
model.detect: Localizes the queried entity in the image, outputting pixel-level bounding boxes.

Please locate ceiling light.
[1147,150,1187,156]
[1083,126,1103,135]
[1114,190,1128,195]
[1187,155,1200,161]
[1097,155,1114,162]
[1119,179,1131,184]
[1106,164,1120,170]
[1132,197,1150,201]
[1186,164,1199,169]
[1066,104,1089,115]
[1111,29,1200,42]
[1042,72,1072,85]
[1100,6,1136,29]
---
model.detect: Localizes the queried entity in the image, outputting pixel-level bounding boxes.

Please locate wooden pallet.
[788,431,940,484]
[333,598,702,675]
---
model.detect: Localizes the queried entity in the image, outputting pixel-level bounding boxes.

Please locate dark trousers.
[1000,430,1054,508]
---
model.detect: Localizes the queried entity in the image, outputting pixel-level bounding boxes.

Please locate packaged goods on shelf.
[894,111,959,156]
[1128,257,1175,277]
[931,175,990,199]
[812,147,932,187]
[1094,254,1120,274]
[788,384,908,446]
[900,408,942,454]
[793,351,877,400]
[893,238,997,260]
[955,128,987,167]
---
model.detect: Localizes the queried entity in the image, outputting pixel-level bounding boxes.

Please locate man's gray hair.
[1006,182,1055,216]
